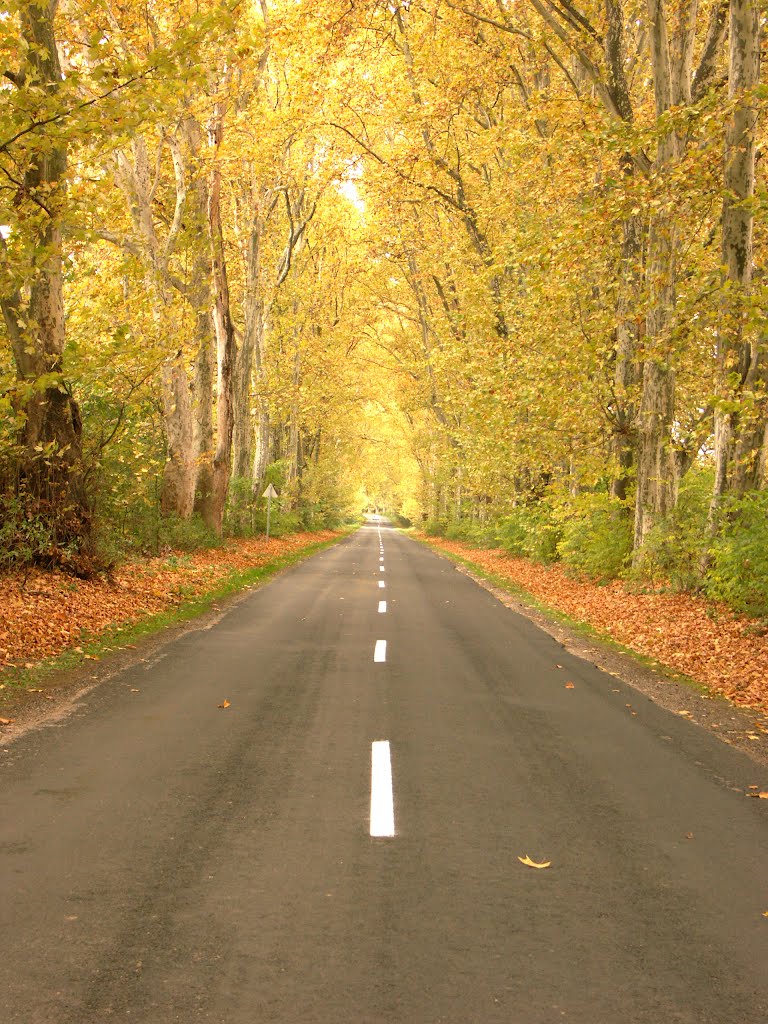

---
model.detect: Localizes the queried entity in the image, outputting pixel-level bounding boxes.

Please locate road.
[2,521,768,1023]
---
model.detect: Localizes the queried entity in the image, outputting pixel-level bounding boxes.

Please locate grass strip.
[412,533,710,696]
[1,532,346,694]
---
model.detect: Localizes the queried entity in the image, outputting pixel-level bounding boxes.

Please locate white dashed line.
[370,741,395,837]
[374,640,387,662]
[379,580,385,589]
[379,566,385,572]
[378,601,387,613]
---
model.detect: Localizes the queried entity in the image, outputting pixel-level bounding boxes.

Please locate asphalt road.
[2,521,768,1023]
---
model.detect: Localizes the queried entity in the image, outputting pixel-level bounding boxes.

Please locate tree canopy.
[1,0,766,608]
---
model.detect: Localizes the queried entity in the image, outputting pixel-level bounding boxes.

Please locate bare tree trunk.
[709,0,762,516]
[609,211,642,501]
[205,97,237,534]
[632,0,680,556]
[160,359,196,518]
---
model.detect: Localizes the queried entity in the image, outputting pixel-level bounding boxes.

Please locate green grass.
[413,533,712,698]
[0,533,347,695]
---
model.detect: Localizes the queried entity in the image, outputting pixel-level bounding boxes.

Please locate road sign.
[262,483,278,498]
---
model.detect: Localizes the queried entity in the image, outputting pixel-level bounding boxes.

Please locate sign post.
[263,483,278,539]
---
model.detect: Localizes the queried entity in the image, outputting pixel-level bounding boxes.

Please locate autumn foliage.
[0,532,338,671]
[424,536,768,714]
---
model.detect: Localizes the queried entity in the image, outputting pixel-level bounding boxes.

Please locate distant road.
[2,521,768,1022]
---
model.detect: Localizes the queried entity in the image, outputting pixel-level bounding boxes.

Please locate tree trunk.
[0,0,92,564]
[632,0,679,556]
[609,211,642,501]
[205,101,237,534]
[233,215,264,481]
[709,0,762,516]
[160,359,197,519]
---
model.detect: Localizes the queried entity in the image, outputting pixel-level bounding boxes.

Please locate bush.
[158,513,223,552]
[632,469,712,591]
[557,493,632,581]
[706,490,768,617]
[424,518,448,537]
[499,501,561,562]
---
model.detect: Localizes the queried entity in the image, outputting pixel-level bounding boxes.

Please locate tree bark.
[709,0,762,517]
[205,96,237,534]
[0,0,92,564]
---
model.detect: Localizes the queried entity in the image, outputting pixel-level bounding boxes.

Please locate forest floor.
[0,530,341,725]
[3,528,768,762]
[420,535,768,717]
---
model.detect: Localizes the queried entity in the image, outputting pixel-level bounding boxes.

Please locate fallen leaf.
[749,784,759,789]
[747,733,761,741]
[555,664,563,669]
[763,911,768,918]
[565,682,575,689]
[84,654,100,661]
[0,717,15,725]
[760,792,768,799]
[685,832,694,840]
[518,854,551,869]
[677,710,692,717]
[218,699,231,708]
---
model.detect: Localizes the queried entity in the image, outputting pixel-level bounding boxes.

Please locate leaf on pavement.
[0,717,15,725]
[518,854,551,869]
[565,682,575,689]
[218,699,231,708]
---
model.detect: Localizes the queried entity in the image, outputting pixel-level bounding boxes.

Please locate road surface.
[2,521,768,1022]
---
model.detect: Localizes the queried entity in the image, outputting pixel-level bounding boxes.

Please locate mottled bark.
[0,0,91,560]
[709,0,762,514]
[160,359,196,519]
[204,100,237,534]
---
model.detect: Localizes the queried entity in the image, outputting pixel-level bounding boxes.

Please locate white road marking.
[379,566,385,572]
[379,556,384,562]
[378,600,387,613]
[370,741,395,837]
[378,581,385,589]
[374,639,387,662]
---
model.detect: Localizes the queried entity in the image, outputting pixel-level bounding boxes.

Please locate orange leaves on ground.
[218,699,231,709]
[565,681,575,689]
[426,537,768,713]
[0,532,339,672]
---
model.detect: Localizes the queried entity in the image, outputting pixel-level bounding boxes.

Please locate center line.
[370,741,395,837]
[373,639,387,662]
[378,600,387,613]
[378,580,385,589]
[379,565,385,572]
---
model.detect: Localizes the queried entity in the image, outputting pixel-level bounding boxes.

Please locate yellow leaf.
[518,854,551,869]
[565,682,575,689]
[218,699,231,708]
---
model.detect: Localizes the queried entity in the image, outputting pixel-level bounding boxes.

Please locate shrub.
[706,490,768,617]
[158,513,223,552]
[557,493,632,581]
[632,469,712,591]
[499,501,561,562]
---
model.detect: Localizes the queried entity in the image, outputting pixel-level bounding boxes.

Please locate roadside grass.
[0,532,346,695]
[411,533,713,699]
